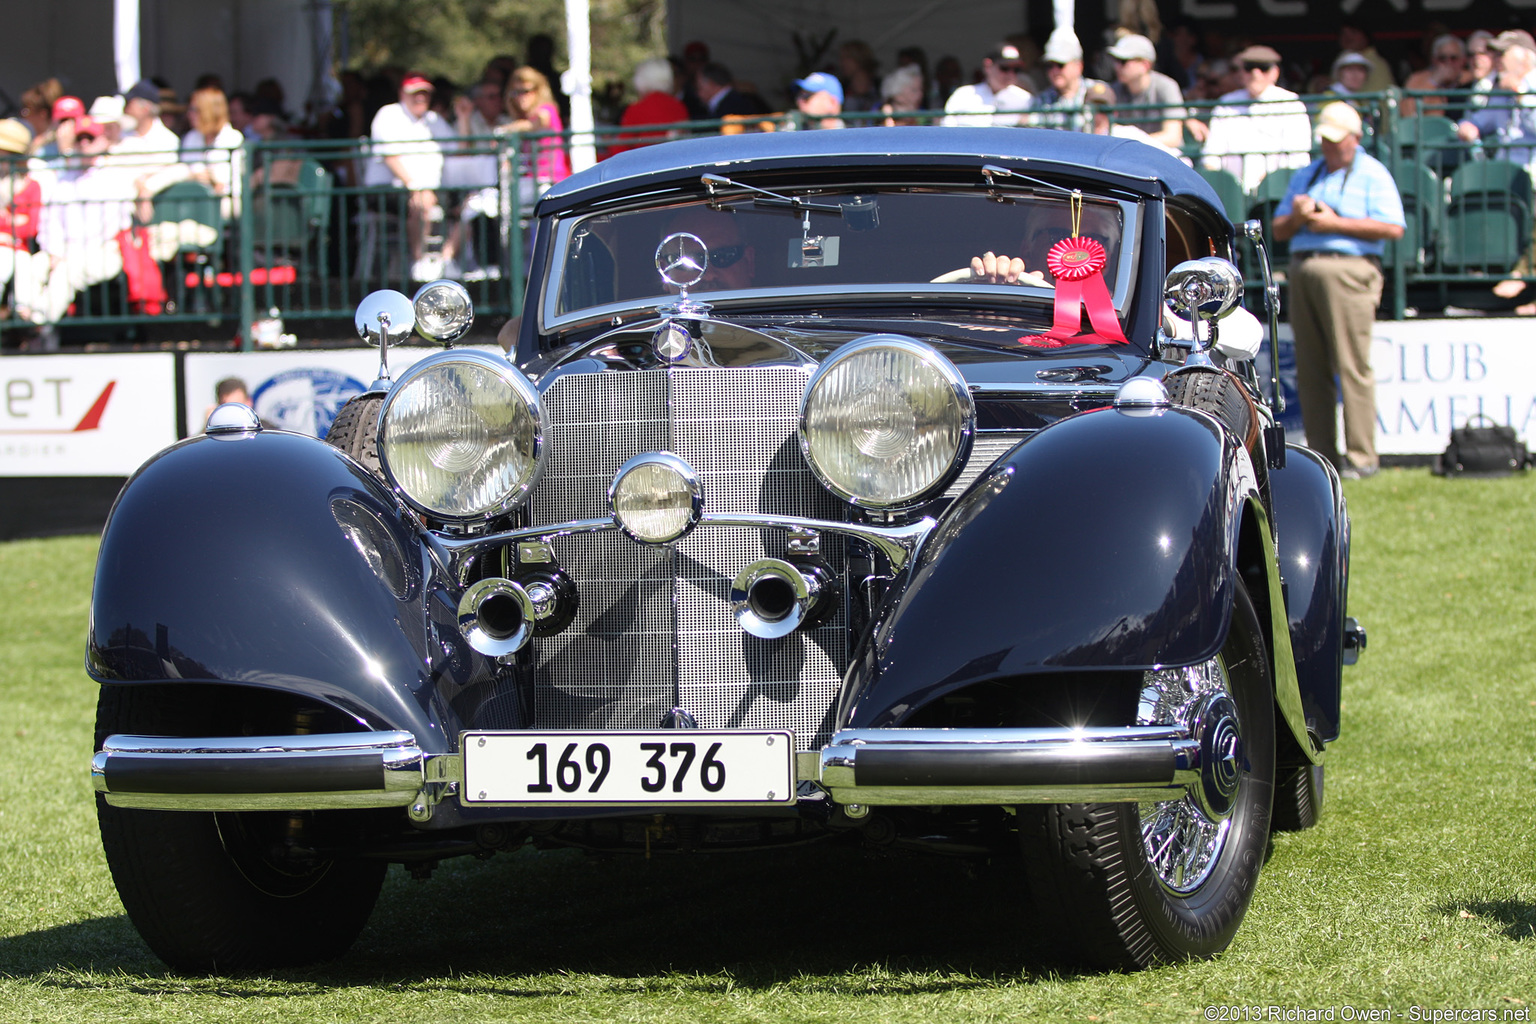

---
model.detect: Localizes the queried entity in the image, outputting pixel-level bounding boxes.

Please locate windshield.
[543,189,1140,330]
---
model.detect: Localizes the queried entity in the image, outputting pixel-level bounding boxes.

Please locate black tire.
[1272,763,1324,832]
[95,686,387,973]
[1018,584,1276,969]
[325,392,385,476]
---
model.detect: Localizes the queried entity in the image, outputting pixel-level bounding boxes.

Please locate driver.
[662,205,756,291]
[969,201,1121,285]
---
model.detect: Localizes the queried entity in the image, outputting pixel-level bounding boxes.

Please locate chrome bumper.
[92,732,425,810]
[91,726,1202,813]
[816,727,1201,806]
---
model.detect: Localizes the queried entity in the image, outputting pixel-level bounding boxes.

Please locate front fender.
[1270,444,1348,743]
[841,404,1253,726]
[87,429,460,754]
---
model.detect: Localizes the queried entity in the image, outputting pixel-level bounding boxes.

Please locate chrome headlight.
[799,335,974,509]
[377,350,545,522]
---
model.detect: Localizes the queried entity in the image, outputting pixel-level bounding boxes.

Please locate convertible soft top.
[541,126,1225,214]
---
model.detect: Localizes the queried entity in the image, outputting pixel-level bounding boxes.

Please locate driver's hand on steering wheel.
[971,251,1029,284]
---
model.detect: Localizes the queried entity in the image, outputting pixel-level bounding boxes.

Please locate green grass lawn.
[2,468,1534,1022]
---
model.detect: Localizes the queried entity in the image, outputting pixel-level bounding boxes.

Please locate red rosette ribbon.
[1018,235,1130,348]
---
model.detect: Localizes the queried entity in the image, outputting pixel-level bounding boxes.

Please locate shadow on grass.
[1437,897,1536,942]
[9,842,1093,993]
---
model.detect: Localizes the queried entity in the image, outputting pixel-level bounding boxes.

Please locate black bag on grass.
[1434,415,1531,477]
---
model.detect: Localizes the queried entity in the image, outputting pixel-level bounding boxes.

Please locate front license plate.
[461,731,796,805]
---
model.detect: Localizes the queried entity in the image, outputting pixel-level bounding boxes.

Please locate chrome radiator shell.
[466,366,1028,751]
[521,367,847,750]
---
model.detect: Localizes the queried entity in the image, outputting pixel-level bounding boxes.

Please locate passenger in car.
[662,206,757,291]
[968,201,1121,284]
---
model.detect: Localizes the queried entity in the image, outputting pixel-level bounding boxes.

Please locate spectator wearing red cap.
[36,96,88,164]
[365,72,456,281]
[1200,44,1312,192]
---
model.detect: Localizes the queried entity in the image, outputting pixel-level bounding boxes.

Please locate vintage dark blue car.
[88,127,1362,972]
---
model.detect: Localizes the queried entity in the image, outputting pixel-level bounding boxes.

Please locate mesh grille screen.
[507,366,1027,752]
[524,367,845,750]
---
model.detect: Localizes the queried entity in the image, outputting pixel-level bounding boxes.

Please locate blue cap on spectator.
[795,72,844,105]
[125,79,160,105]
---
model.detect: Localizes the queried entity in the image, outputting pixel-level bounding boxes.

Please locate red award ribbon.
[1018,236,1131,348]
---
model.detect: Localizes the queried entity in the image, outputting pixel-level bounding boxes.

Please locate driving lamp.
[799,336,974,509]
[609,452,702,543]
[377,350,545,522]
[411,279,474,344]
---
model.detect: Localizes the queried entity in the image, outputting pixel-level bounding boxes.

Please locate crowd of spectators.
[5,14,1536,347]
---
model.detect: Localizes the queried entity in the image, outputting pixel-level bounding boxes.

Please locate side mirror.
[1163,257,1244,323]
[354,289,416,389]
[354,289,416,347]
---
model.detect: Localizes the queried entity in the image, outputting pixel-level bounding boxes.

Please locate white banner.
[0,353,177,477]
[1257,319,1536,457]
[1369,318,1536,455]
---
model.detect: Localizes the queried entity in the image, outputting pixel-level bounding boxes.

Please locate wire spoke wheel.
[1136,660,1237,894]
[1019,583,1275,969]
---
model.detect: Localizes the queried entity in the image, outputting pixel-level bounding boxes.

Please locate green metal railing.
[2,94,1528,348]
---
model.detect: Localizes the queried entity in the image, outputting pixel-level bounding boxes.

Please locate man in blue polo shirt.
[1273,101,1404,479]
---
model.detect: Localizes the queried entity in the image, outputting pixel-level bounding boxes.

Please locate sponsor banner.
[185,349,381,439]
[1260,319,1536,456]
[0,353,177,477]
[1370,318,1536,456]
[183,346,466,439]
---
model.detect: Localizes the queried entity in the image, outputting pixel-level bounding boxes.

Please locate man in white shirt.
[1201,45,1312,193]
[365,74,455,280]
[943,43,1033,127]
[113,79,181,171]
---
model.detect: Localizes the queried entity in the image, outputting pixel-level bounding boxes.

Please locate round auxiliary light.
[377,349,545,522]
[799,335,974,509]
[412,279,474,345]
[609,452,702,544]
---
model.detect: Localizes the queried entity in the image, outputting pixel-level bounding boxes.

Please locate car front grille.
[520,367,848,751]
[476,366,1028,753]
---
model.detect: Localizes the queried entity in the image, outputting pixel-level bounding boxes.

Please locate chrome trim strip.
[429,513,935,576]
[813,727,1201,806]
[92,731,424,811]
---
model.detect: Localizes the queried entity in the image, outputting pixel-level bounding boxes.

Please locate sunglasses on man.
[1242,62,1276,74]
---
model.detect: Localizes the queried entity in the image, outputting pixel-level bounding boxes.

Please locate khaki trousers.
[1288,253,1382,471]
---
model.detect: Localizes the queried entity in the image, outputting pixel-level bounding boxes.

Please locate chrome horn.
[730,559,831,639]
[457,578,536,658]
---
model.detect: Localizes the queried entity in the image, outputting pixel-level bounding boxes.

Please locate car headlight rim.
[799,335,974,510]
[377,349,546,522]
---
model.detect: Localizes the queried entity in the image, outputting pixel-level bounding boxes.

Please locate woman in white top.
[180,87,245,220]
